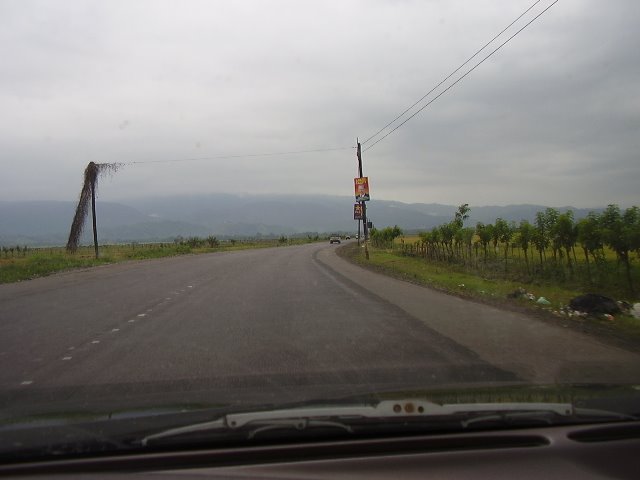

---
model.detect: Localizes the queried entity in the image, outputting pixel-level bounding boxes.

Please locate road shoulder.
[314,243,640,384]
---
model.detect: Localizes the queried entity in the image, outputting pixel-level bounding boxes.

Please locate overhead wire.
[125,146,355,165]
[112,2,555,166]
[363,0,558,152]
[361,0,542,146]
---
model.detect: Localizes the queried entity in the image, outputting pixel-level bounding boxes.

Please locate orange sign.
[354,177,370,201]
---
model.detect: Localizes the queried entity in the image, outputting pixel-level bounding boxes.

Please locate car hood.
[1,382,639,462]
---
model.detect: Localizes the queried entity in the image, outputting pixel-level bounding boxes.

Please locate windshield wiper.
[461,404,638,428]
[140,399,579,446]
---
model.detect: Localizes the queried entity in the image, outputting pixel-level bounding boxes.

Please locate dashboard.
[1,421,638,479]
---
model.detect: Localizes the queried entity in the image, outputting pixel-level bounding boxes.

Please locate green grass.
[0,253,114,283]
[347,245,583,305]
[340,243,640,343]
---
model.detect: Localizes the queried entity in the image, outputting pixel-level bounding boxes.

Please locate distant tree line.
[1,245,29,258]
[398,204,639,295]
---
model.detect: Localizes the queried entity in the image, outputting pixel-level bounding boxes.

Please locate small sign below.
[354,203,363,220]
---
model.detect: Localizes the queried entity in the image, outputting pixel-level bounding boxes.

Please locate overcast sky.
[1,0,638,207]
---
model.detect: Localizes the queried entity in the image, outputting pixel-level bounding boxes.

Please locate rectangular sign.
[354,177,370,201]
[354,203,363,220]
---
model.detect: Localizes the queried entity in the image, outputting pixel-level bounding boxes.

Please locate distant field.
[0,237,319,284]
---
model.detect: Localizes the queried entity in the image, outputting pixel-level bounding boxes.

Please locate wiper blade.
[461,406,637,429]
[243,418,353,439]
[140,400,575,446]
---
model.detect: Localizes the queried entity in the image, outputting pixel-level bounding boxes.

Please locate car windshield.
[1,0,639,462]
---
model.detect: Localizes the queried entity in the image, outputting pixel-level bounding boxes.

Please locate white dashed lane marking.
[48,285,195,367]
[20,380,33,386]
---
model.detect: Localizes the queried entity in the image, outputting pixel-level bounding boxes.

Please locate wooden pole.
[91,176,99,259]
[356,140,369,260]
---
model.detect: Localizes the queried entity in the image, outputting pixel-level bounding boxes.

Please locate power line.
[364,0,558,152]
[101,3,554,167]
[126,145,355,165]
[362,0,542,146]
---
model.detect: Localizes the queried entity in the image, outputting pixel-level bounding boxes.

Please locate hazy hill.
[0,201,208,246]
[0,195,605,246]
[124,194,454,231]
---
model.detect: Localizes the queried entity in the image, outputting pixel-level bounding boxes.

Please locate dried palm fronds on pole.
[66,162,122,257]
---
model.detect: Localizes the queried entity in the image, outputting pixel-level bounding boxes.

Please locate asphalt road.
[1,241,638,415]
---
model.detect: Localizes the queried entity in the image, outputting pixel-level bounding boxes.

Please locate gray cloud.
[1,0,638,208]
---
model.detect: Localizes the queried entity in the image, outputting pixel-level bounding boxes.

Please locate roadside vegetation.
[343,203,640,343]
[0,235,321,284]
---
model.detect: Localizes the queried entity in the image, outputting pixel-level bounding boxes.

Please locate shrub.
[206,235,220,248]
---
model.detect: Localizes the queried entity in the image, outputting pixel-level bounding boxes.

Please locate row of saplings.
[398,204,639,296]
[368,204,640,320]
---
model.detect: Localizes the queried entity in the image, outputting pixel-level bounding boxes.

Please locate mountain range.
[0,194,605,247]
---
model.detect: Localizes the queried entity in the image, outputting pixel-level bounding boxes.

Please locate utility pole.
[356,140,369,260]
[90,175,98,259]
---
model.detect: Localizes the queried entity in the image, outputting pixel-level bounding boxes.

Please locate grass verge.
[0,254,114,284]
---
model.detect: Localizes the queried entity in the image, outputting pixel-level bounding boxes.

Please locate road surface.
[1,241,638,415]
